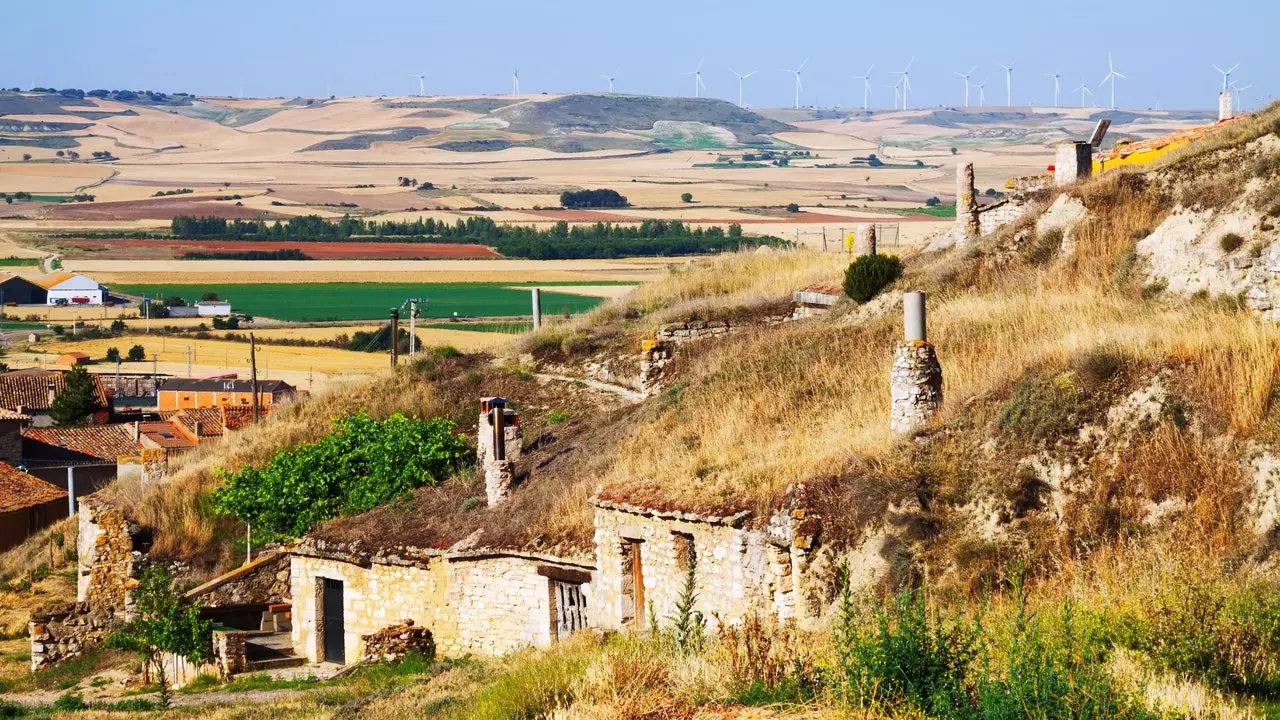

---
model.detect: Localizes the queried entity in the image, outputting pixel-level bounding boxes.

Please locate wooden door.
[630,540,645,628]
[321,578,345,664]
[553,581,587,639]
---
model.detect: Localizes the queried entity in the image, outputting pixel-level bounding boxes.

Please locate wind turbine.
[1232,81,1252,113]
[854,65,873,110]
[511,69,520,96]
[729,69,757,109]
[1045,73,1060,107]
[975,78,987,107]
[888,80,902,110]
[410,74,425,97]
[1214,63,1239,92]
[784,58,809,109]
[955,65,976,107]
[999,61,1016,107]
[1099,53,1126,109]
[683,57,706,98]
[601,70,619,93]
[1076,78,1094,108]
[893,57,914,109]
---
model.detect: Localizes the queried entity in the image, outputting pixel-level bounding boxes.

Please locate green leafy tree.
[199,290,220,302]
[681,192,693,203]
[107,566,211,707]
[786,203,801,213]
[110,318,127,332]
[127,344,147,361]
[213,411,470,539]
[50,365,103,426]
[105,347,120,362]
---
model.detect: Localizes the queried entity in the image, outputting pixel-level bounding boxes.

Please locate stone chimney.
[132,421,140,443]
[854,223,877,256]
[890,292,943,435]
[479,397,519,506]
[955,163,980,244]
[1219,91,1234,122]
[192,420,201,438]
[1054,142,1093,187]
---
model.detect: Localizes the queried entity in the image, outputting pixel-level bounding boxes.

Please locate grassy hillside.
[494,94,792,143]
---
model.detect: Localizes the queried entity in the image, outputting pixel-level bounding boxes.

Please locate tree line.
[168,214,786,259]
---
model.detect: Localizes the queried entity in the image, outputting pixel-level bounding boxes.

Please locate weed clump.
[1025,227,1064,265]
[842,254,903,303]
[1220,232,1245,253]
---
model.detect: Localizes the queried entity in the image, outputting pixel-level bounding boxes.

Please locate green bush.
[681,192,693,203]
[1220,232,1245,253]
[842,254,903,303]
[785,203,800,213]
[53,692,87,711]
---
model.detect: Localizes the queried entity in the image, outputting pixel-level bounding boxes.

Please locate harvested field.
[111,281,610,321]
[44,196,274,221]
[223,324,519,352]
[46,238,501,260]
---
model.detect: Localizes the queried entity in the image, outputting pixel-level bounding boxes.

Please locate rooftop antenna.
[601,69,619,93]
[1214,63,1239,92]
[1099,52,1126,110]
[892,57,914,109]
[1077,78,1094,108]
[729,68,757,109]
[410,74,425,97]
[954,65,976,107]
[854,65,873,110]
[784,57,809,109]
[999,60,1017,107]
[1045,72,1061,107]
[511,69,520,96]
[682,57,706,98]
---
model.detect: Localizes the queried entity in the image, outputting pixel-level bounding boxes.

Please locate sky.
[6,0,1275,112]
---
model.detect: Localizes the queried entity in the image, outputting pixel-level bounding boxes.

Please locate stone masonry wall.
[190,550,291,607]
[291,553,572,663]
[592,504,802,633]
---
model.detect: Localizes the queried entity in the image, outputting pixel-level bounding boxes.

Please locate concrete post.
[903,292,926,342]
[531,288,542,329]
[956,163,980,244]
[1054,142,1093,187]
[1219,91,1233,122]
[854,224,877,256]
[890,293,942,435]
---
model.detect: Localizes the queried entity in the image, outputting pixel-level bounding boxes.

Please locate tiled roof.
[0,371,109,411]
[138,421,197,449]
[801,283,842,296]
[221,405,268,429]
[0,462,66,513]
[168,408,226,438]
[158,378,294,394]
[0,409,30,421]
[22,425,138,460]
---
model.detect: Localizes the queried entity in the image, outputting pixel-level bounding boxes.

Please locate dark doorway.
[321,578,345,664]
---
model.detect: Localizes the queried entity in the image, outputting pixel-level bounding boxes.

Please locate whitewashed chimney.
[890,292,943,435]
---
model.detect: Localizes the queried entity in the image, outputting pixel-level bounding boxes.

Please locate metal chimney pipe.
[531,288,542,329]
[491,405,506,462]
[904,292,927,343]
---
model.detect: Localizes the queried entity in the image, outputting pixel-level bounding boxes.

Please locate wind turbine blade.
[745,70,757,78]
[1100,73,1111,86]
[696,56,704,72]
[1108,52,1114,71]
[905,56,915,71]
[865,65,874,76]
[797,57,809,72]
[1113,71,1127,79]
[1213,64,1225,75]
[967,65,977,75]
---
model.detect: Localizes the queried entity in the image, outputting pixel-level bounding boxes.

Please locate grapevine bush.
[212,411,470,539]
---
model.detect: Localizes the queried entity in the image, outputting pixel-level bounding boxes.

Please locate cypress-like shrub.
[843,254,903,303]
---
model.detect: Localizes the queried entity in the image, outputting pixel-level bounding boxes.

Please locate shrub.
[785,203,800,213]
[126,345,146,362]
[1220,232,1245,253]
[842,254,903,303]
[546,409,569,424]
[53,692,87,711]
[925,196,941,207]
[105,347,120,363]
[431,345,460,358]
[681,192,693,203]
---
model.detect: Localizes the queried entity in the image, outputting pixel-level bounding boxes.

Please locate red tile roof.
[169,408,226,438]
[0,371,109,412]
[138,421,197,449]
[0,462,65,513]
[22,425,138,460]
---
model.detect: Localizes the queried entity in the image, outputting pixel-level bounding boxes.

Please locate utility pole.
[531,288,542,329]
[409,299,417,360]
[185,346,192,378]
[250,333,260,422]
[66,467,75,516]
[389,308,400,368]
[144,296,150,334]
[115,357,121,394]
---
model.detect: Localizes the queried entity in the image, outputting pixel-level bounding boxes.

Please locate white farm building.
[45,274,106,306]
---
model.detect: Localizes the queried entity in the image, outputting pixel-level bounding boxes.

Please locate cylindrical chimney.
[531,288,542,329]
[903,292,926,343]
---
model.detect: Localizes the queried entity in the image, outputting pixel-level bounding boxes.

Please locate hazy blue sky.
[7,0,1274,111]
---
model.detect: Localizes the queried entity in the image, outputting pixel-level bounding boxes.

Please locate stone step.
[245,656,306,672]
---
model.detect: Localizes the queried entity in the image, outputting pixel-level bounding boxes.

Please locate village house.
[157,378,295,412]
[0,461,67,551]
[22,423,139,500]
[0,369,111,427]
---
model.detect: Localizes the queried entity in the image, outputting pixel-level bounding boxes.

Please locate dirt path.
[0,687,311,709]
[535,372,643,403]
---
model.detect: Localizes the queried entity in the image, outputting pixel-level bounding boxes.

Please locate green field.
[881,204,958,218]
[112,283,614,322]
[0,257,42,266]
[422,321,533,334]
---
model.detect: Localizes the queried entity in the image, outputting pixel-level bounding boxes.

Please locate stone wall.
[591,502,813,633]
[29,604,116,671]
[639,339,674,397]
[476,411,522,466]
[361,621,436,663]
[977,198,1030,237]
[641,317,789,396]
[657,320,735,344]
[290,552,582,663]
[0,418,23,465]
[186,550,291,607]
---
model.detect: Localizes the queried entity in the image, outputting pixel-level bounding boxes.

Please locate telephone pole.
[250,333,260,422]
[409,299,417,360]
[389,308,400,368]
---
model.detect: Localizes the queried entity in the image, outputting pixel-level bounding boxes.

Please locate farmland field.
[45,238,501,260]
[111,282,614,322]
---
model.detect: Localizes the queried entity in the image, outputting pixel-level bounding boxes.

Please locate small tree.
[199,290,219,302]
[22,154,31,161]
[50,365,104,426]
[925,197,941,207]
[843,254,903,303]
[786,203,801,213]
[105,347,120,362]
[108,566,212,706]
[681,192,693,203]
[127,344,147,361]
[950,147,958,155]
[110,318,126,332]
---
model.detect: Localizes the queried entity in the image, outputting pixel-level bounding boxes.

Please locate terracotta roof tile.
[0,371,109,411]
[22,425,138,460]
[0,462,65,513]
[138,421,197,449]
[0,409,30,421]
